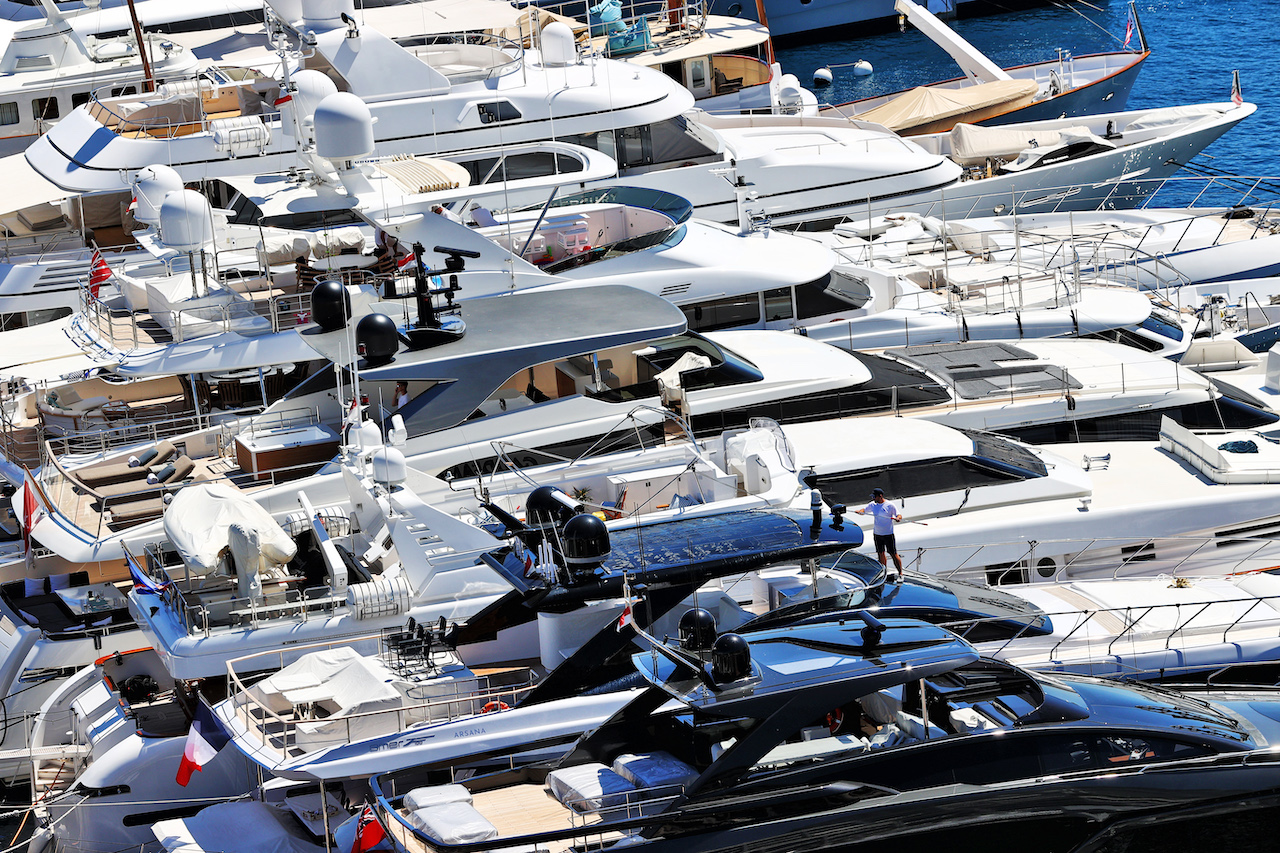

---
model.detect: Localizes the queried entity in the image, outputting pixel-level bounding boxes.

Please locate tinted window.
[684,294,760,332]
[0,103,17,126]
[71,92,91,108]
[813,457,1033,508]
[796,273,870,320]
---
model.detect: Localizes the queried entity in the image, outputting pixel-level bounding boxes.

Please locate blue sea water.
[774,0,1280,180]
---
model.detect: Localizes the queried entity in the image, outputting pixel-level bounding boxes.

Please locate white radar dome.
[283,70,339,139]
[157,189,214,252]
[298,0,355,30]
[132,165,183,226]
[314,92,375,161]
[541,22,576,67]
[371,446,407,487]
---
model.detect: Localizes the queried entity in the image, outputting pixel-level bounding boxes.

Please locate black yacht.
[370,617,1280,853]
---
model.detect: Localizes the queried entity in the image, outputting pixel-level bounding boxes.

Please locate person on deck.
[855,487,904,580]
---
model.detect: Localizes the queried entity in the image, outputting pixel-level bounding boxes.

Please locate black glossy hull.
[639,762,1280,853]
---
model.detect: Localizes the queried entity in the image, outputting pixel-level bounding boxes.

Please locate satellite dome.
[157,189,214,252]
[132,165,183,226]
[678,608,717,652]
[281,70,339,140]
[711,633,751,684]
[371,446,407,487]
[562,513,610,570]
[314,92,375,162]
[311,279,351,331]
[526,485,580,528]
[355,312,399,367]
[540,22,576,67]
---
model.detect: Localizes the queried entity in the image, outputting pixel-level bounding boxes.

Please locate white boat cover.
[857,80,1038,134]
[655,351,712,393]
[152,801,324,853]
[949,122,1092,166]
[165,482,296,575]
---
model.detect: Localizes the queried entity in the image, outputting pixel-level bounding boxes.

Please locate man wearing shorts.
[855,488,904,579]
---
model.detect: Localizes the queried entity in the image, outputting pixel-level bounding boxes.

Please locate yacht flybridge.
[22,0,1253,226]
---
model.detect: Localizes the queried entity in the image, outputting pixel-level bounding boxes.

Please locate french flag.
[176,699,231,786]
[127,551,169,595]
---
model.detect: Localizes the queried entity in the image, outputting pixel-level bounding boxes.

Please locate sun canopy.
[857,80,1039,135]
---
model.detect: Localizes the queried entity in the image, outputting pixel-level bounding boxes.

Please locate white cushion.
[612,752,697,795]
[48,573,71,591]
[895,711,947,742]
[23,577,44,597]
[950,707,996,733]
[545,763,634,814]
[406,802,497,844]
[404,784,472,811]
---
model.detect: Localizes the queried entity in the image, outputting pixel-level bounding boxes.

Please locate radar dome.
[371,446,407,487]
[132,165,183,226]
[711,633,751,684]
[157,189,214,252]
[540,22,576,67]
[355,311,399,366]
[678,608,717,652]
[314,92,375,162]
[282,70,339,141]
[562,513,610,570]
[310,279,351,331]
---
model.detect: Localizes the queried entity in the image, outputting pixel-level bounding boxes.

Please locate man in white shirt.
[855,487,904,580]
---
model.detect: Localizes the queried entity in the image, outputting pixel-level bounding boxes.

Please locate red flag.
[351,805,387,853]
[396,251,415,270]
[616,599,634,632]
[1231,70,1243,106]
[88,249,112,298]
[19,468,49,562]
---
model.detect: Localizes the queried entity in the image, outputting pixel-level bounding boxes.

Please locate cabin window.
[796,273,872,319]
[0,103,17,126]
[110,85,138,97]
[764,288,793,322]
[32,97,58,121]
[71,92,91,108]
[688,59,707,91]
[476,101,521,124]
[683,294,760,332]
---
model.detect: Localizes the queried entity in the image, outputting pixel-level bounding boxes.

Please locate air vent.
[15,55,55,70]
[660,282,692,297]
[1216,517,1280,546]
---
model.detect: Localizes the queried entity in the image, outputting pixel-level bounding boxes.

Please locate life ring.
[826,708,844,735]
[481,701,510,714]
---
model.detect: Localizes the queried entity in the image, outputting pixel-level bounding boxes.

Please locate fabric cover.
[655,352,712,395]
[152,801,324,853]
[405,802,498,844]
[404,784,472,812]
[258,228,315,266]
[545,763,635,814]
[165,482,296,575]
[856,80,1038,134]
[611,752,698,792]
[949,123,1092,167]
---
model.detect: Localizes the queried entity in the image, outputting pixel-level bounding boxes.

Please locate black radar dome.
[712,633,751,684]
[562,513,610,569]
[311,279,351,331]
[678,608,717,652]
[356,312,400,367]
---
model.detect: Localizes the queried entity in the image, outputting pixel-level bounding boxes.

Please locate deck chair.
[76,440,177,488]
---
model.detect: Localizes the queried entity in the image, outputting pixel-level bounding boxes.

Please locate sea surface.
[774,0,1280,182]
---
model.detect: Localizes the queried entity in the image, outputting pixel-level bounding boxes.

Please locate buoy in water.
[813,66,833,87]
[852,59,873,76]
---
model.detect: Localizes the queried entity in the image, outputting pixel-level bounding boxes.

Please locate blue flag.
[127,551,169,595]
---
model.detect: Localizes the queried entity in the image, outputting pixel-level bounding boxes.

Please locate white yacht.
[23,0,1254,227]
